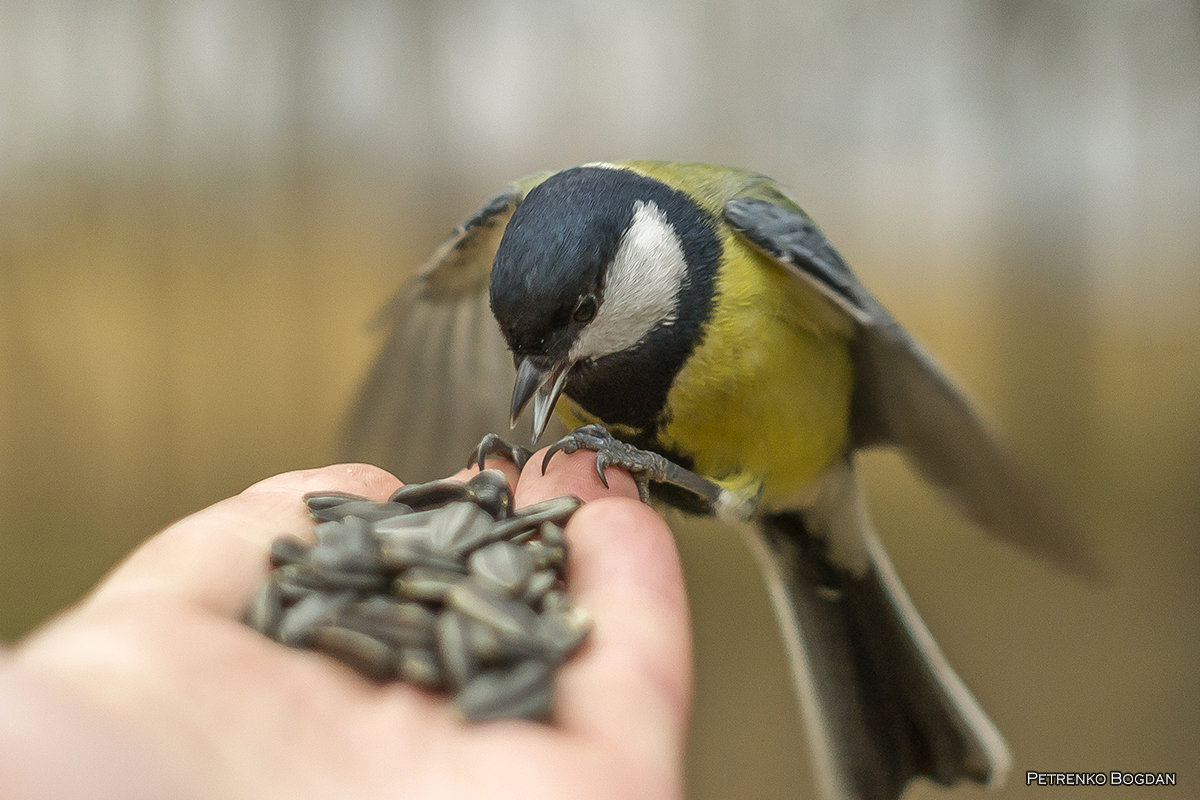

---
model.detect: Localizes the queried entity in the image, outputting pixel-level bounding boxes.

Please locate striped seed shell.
[389,480,471,510]
[468,541,535,597]
[436,610,480,689]
[536,605,593,660]
[466,469,513,519]
[391,566,469,602]
[309,625,397,681]
[520,569,559,608]
[489,496,582,540]
[454,660,555,722]
[303,491,371,512]
[276,591,354,647]
[245,578,284,635]
[269,535,312,567]
[309,517,379,573]
[311,499,414,523]
[446,582,541,650]
[335,597,436,648]
[397,647,442,689]
[538,521,565,548]
[427,502,494,557]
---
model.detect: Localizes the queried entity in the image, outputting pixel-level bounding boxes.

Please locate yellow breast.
[658,235,854,504]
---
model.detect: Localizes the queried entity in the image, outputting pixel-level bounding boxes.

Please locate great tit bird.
[347,161,1096,800]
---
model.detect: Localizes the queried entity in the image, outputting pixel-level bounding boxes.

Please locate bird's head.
[489,164,717,442]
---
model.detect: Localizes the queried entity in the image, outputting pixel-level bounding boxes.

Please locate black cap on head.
[490,164,721,432]
[489,166,641,361]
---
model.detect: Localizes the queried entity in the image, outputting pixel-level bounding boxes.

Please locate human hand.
[0,452,691,800]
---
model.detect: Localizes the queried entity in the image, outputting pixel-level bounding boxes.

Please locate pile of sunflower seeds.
[244,469,591,722]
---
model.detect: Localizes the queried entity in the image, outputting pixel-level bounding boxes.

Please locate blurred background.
[1,1,1197,797]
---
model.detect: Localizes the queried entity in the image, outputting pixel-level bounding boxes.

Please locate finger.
[518,449,692,783]
[515,446,641,506]
[88,464,401,617]
[563,500,692,785]
[447,457,522,488]
[449,445,593,509]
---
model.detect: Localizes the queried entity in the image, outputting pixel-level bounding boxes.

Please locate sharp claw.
[471,434,533,473]
[541,446,559,475]
[594,459,610,488]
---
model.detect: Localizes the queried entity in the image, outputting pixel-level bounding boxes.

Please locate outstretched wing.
[343,174,551,482]
[723,187,1099,576]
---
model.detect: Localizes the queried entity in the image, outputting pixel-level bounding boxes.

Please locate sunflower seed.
[455,660,555,722]
[512,495,582,526]
[520,569,558,607]
[391,566,468,602]
[538,521,565,548]
[374,538,424,571]
[427,502,493,556]
[537,605,593,659]
[269,535,311,567]
[468,541,534,597]
[466,469,513,519]
[541,589,570,613]
[250,473,593,723]
[379,541,470,573]
[389,480,472,510]
[310,517,378,572]
[489,495,582,540]
[445,582,540,649]
[271,562,329,593]
[275,561,388,594]
[371,507,441,536]
[525,541,567,574]
[303,491,371,512]
[336,598,436,648]
[313,516,370,549]
[310,625,396,681]
[312,499,414,523]
[397,647,442,689]
[276,591,354,647]
[436,610,479,689]
[245,579,283,635]
[465,616,540,663]
[355,596,436,627]
[505,526,538,545]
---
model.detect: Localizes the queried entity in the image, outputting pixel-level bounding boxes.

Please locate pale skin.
[0,451,692,800]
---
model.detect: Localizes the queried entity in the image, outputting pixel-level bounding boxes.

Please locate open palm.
[1,454,691,800]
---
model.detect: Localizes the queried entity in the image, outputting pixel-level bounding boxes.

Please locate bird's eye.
[572,294,597,324]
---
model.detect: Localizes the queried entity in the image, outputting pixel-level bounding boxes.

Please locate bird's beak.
[510,357,571,444]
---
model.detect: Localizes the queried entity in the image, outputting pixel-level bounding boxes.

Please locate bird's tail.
[744,511,1011,800]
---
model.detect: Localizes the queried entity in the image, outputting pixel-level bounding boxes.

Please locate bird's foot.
[469,433,533,473]
[541,424,675,504]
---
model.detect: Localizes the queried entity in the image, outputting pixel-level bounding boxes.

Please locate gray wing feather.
[849,314,1099,574]
[342,186,523,481]
[724,195,1099,575]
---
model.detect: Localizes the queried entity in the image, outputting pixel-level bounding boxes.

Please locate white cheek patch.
[569,200,688,362]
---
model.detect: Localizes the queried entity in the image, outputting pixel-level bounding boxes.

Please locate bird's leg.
[469,433,534,472]
[541,424,757,520]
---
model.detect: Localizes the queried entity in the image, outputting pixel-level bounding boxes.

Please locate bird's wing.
[723,188,1099,575]
[343,174,552,482]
